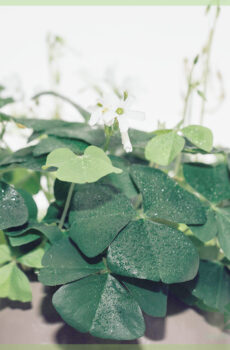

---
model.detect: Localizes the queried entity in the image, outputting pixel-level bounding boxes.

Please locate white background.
[0,5,230,146]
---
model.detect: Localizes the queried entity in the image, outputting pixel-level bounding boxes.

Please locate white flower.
[89,93,145,153]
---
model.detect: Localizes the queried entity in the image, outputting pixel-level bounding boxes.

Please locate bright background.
[0,5,230,146]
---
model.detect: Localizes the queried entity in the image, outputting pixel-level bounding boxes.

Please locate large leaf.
[0,181,28,230]
[3,169,41,195]
[69,193,136,257]
[145,131,185,166]
[0,262,32,302]
[33,136,88,157]
[39,237,104,286]
[183,163,230,204]
[131,165,206,225]
[44,146,122,184]
[182,125,213,152]
[52,273,145,340]
[107,219,199,284]
[122,277,168,318]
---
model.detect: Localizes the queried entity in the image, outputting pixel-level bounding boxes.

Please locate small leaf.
[44,146,122,184]
[0,181,28,230]
[39,238,104,286]
[69,193,136,257]
[9,233,41,247]
[53,274,145,340]
[0,262,32,302]
[107,219,199,284]
[182,125,213,152]
[145,131,185,166]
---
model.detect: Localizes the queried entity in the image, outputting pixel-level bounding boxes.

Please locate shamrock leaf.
[145,131,185,166]
[189,207,218,243]
[182,125,213,152]
[44,146,122,183]
[107,219,199,284]
[0,181,28,230]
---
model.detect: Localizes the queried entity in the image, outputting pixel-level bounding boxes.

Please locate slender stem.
[103,133,111,152]
[58,182,75,230]
[200,6,220,125]
[32,91,90,122]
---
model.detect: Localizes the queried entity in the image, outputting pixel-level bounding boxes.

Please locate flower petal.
[125,110,145,121]
[121,131,133,153]
[89,110,102,126]
[118,117,129,132]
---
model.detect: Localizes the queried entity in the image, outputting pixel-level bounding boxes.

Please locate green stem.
[32,91,90,122]
[200,5,220,125]
[103,133,111,152]
[58,182,75,230]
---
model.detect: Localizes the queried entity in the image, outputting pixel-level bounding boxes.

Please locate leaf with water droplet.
[182,125,213,152]
[0,181,28,230]
[52,273,145,340]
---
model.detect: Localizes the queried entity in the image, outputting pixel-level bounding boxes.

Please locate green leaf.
[0,244,12,265]
[44,146,122,184]
[216,209,230,260]
[17,245,45,269]
[8,233,41,247]
[3,169,41,195]
[122,277,168,317]
[39,237,104,286]
[107,219,199,284]
[183,163,230,204]
[182,125,213,152]
[0,97,14,108]
[183,260,230,314]
[69,193,136,257]
[0,262,32,302]
[0,146,46,171]
[17,189,38,220]
[189,208,218,242]
[15,118,105,146]
[131,165,206,225]
[33,136,88,157]
[145,131,185,166]
[99,156,138,199]
[0,181,28,230]
[52,274,145,340]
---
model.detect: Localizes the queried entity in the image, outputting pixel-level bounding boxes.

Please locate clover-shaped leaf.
[44,146,122,184]
[39,237,168,340]
[182,125,213,152]
[0,181,28,230]
[69,165,205,283]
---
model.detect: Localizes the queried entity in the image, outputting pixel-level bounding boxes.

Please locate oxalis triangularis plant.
[1,4,230,341]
